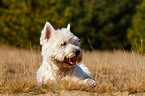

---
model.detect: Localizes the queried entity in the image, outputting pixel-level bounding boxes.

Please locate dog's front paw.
[92,80,100,87]
[84,79,99,87]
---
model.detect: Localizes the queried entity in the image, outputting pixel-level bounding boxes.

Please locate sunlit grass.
[0,45,144,95]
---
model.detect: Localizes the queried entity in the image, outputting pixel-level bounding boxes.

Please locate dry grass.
[0,45,145,95]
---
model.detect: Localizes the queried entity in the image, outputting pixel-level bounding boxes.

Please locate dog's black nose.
[74,50,80,56]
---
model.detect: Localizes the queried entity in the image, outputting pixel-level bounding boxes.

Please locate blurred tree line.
[0,0,143,51]
[128,0,145,54]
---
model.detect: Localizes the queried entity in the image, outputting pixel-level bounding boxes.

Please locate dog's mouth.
[64,57,77,66]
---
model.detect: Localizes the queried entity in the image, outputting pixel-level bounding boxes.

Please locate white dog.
[36,21,99,86]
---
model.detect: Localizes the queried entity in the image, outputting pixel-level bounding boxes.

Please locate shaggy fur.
[36,22,99,86]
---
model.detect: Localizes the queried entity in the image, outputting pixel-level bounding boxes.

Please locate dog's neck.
[43,57,72,78]
[56,67,69,79]
[52,60,75,78]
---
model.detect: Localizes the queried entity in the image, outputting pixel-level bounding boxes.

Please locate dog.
[36,21,99,86]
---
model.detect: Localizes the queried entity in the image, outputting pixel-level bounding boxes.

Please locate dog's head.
[40,22,82,68]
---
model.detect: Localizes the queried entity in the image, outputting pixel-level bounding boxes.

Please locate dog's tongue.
[70,57,77,65]
[70,60,76,65]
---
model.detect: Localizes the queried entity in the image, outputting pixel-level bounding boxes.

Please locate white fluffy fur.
[36,21,99,86]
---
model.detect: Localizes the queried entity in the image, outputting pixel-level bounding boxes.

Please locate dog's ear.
[67,24,70,31]
[40,21,55,45]
[44,22,54,40]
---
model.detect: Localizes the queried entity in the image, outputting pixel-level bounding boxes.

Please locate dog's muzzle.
[63,49,82,67]
[64,56,77,66]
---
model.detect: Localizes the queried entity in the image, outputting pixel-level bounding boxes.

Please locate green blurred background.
[0,0,145,53]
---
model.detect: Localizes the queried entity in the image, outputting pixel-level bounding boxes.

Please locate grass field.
[0,45,144,96]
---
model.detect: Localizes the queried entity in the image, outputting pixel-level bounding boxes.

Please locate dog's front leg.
[83,79,99,87]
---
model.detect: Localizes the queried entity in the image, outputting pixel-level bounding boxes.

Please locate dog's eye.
[61,42,67,46]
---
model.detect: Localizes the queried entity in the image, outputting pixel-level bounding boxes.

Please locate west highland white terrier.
[36,21,99,86]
